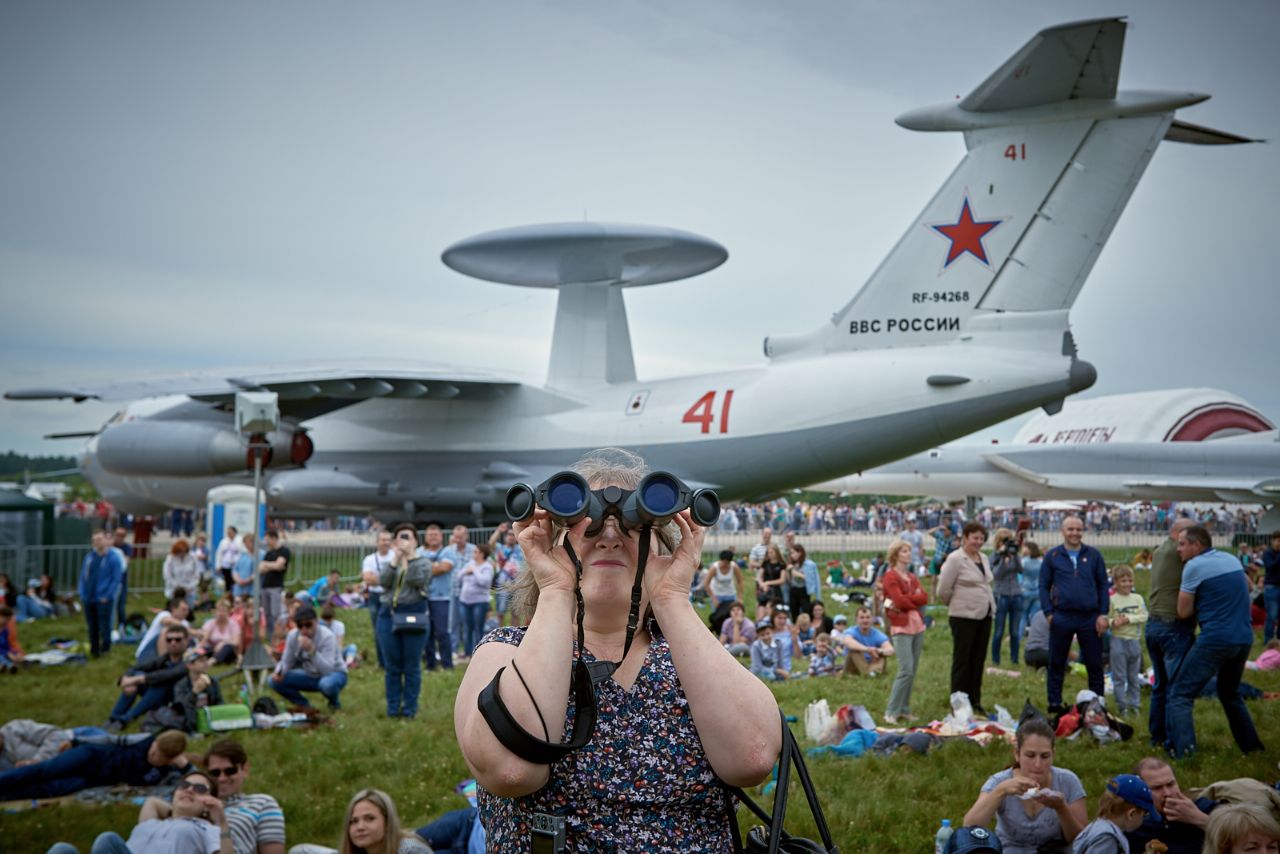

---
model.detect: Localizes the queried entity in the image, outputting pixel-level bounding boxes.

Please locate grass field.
[2,549,1277,853]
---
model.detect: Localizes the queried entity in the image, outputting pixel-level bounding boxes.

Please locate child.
[795,612,816,656]
[1071,774,1159,853]
[830,615,849,658]
[807,632,836,677]
[1202,803,1280,854]
[1246,639,1280,672]
[1107,565,1147,716]
[749,621,789,682]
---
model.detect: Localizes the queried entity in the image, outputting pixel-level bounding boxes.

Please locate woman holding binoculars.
[454,448,780,852]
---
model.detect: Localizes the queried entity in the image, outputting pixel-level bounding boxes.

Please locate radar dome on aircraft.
[441,222,727,288]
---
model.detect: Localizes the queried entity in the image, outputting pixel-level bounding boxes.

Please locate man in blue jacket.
[1039,515,1109,714]
[80,530,124,658]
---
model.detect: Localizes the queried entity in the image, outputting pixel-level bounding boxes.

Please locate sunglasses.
[297,621,315,629]
[396,532,416,541]
[166,636,187,643]
[207,766,240,778]
[176,780,211,795]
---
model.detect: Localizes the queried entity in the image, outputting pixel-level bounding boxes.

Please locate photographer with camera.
[989,528,1025,667]
[454,448,780,852]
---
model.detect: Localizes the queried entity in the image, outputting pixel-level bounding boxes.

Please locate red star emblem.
[929,196,1005,268]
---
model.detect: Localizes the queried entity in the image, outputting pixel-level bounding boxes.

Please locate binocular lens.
[545,474,588,517]
[690,488,721,527]
[638,475,680,516]
[504,484,537,522]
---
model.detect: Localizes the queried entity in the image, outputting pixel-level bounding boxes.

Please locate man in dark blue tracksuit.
[1039,515,1109,713]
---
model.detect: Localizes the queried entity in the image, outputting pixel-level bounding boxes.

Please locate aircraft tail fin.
[765,18,1250,360]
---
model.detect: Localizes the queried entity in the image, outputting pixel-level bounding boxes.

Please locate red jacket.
[882,568,928,631]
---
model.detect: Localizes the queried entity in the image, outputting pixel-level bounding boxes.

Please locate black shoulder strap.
[477,657,600,765]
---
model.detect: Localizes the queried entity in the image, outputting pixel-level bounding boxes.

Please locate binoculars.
[505,470,720,536]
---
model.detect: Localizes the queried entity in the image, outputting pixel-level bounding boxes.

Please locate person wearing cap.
[1071,774,1160,852]
[173,646,224,733]
[269,604,348,710]
[946,825,1003,853]
[750,619,790,681]
[15,577,55,621]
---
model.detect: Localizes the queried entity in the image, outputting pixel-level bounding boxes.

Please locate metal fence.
[7,526,1265,597]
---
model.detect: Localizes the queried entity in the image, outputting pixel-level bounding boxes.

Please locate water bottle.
[934,818,953,854]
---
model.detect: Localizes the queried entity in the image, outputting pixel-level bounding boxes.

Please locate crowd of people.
[710,498,1269,536]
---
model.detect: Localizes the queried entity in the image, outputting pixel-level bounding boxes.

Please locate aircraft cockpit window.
[928,449,942,459]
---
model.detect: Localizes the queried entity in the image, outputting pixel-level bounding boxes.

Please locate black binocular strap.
[477,529,654,766]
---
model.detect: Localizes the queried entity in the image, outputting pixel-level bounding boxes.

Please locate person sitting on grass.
[718,601,755,656]
[288,788,430,854]
[48,769,233,854]
[749,620,789,682]
[1202,804,1280,854]
[841,606,894,677]
[1124,757,1218,854]
[1070,774,1160,853]
[0,729,191,801]
[963,717,1087,854]
[768,607,796,673]
[197,598,242,666]
[203,739,287,854]
[170,648,224,734]
[0,604,23,673]
[136,595,193,665]
[794,612,816,656]
[108,624,193,733]
[307,571,345,607]
[807,632,837,677]
[269,604,348,711]
[320,605,359,668]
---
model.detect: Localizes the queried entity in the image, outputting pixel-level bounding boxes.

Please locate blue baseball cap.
[1107,774,1161,822]
[945,825,1002,853]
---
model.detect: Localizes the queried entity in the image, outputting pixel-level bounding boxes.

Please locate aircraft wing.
[5,359,536,405]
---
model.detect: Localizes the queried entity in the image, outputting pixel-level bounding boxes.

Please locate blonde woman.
[881,538,928,724]
[1203,803,1280,854]
[289,789,430,854]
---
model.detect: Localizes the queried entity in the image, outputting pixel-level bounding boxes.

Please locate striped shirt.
[224,792,286,854]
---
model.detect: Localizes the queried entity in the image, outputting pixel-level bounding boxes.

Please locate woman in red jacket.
[881,539,929,724]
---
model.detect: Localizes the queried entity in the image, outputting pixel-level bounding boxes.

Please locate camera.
[530,813,566,854]
[505,470,720,534]
[999,539,1020,557]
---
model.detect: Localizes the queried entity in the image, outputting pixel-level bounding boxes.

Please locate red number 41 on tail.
[682,390,735,434]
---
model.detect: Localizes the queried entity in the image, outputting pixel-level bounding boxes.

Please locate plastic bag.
[804,699,833,742]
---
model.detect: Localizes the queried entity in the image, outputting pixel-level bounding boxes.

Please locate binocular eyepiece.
[505,470,720,535]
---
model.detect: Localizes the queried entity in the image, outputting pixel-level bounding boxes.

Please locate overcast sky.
[2,0,1277,458]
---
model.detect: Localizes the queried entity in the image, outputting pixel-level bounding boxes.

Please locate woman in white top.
[703,550,743,607]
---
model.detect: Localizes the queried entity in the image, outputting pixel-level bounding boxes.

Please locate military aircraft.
[7,18,1256,522]
[810,388,1280,503]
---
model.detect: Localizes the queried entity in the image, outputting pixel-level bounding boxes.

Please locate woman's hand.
[514,509,588,595]
[998,775,1039,798]
[1032,788,1067,810]
[642,511,705,608]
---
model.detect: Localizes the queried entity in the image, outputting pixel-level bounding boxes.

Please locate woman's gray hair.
[506,447,680,624]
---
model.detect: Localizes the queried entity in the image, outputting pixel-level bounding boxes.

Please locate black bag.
[728,710,838,854]
[390,565,428,634]
[252,696,279,716]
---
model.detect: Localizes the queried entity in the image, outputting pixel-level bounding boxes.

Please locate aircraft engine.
[96,420,312,477]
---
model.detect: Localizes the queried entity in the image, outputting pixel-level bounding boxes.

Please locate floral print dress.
[477,624,735,852]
